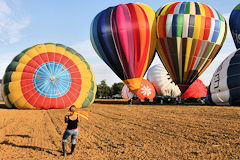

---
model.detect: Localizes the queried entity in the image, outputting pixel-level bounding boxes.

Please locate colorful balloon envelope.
[1,43,96,109]
[207,49,240,106]
[230,3,240,49]
[121,84,134,99]
[181,79,207,99]
[156,2,227,92]
[136,79,156,101]
[90,3,157,93]
[147,64,181,97]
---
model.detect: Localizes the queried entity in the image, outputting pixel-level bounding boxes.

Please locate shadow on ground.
[0,140,60,156]
[5,134,31,138]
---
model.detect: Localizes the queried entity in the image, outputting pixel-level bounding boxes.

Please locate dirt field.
[0,100,240,160]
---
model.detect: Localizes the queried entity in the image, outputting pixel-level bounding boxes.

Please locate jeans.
[62,128,78,144]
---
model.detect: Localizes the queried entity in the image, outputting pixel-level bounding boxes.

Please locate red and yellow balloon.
[1,43,96,109]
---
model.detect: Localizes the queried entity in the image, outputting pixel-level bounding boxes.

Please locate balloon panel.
[136,79,156,101]
[147,64,181,97]
[230,3,240,49]
[156,2,227,92]
[207,49,240,106]
[1,43,96,109]
[181,79,207,99]
[90,3,157,93]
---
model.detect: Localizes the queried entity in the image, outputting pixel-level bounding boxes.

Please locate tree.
[111,82,124,95]
[96,80,111,98]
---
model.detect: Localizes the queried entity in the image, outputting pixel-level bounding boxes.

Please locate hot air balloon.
[156,2,227,93]
[230,3,240,49]
[90,3,157,93]
[1,43,96,109]
[147,64,181,97]
[181,79,207,99]
[206,49,240,106]
[136,79,156,101]
[121,84,134,99]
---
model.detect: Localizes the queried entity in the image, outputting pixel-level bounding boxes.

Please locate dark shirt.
[67,116,78,130]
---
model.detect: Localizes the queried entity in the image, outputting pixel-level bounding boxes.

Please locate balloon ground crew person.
[62,105,80,157]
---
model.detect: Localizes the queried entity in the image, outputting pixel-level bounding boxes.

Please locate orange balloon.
[136,79,156,101]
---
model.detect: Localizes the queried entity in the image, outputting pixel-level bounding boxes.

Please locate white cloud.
[91,63,121,85]
[0,0,11,15]
[0,0,30,44]
[71,40,97,62]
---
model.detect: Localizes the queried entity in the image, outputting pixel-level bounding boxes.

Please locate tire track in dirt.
[86,104,162,159]
[43,111,60,150]
[46,110,62,136]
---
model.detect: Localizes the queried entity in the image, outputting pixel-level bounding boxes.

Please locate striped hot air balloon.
[90,3,157,93]
[156,2,227,93]
[1,43,96,109]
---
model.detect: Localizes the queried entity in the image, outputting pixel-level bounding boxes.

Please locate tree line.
[96,80,124,98]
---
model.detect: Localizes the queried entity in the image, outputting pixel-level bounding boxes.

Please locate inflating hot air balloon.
[181,79,207,99]
[90,3,157,93]
[230,3,240,49]
[136,79,156,101]
[1,43,96,109]
[156,2,227,93]
[207,49,240,106]
[147,64,181,97]
[121,84,134,99]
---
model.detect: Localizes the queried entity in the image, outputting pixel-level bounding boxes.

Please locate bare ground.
[0,100,240,159]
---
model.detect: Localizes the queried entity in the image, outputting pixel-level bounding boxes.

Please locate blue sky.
[0,0,238,86]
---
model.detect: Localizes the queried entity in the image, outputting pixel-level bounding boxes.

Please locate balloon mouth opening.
[123,78,142,94]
